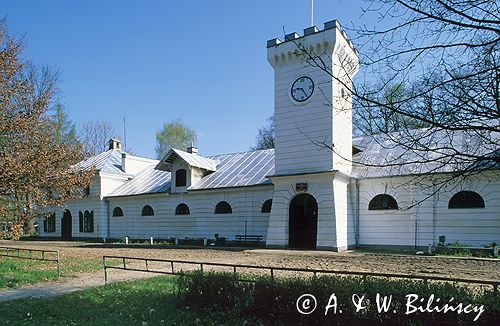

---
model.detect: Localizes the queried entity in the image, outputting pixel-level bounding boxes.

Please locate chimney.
[187,146,198,155]
[108,138,121,151]
[121,152,127,173]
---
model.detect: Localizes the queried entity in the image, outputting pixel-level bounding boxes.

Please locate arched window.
[215,201,232,214]
[80,210,94,233]
[368,194,398,210]
[261,199,272,213]
[176,169,187,187]
[448,191,485,209]
[142,205,154,216]
[175,203,190,215]
[112,207,124,217]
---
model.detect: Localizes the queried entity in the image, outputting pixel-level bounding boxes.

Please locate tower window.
[368,194,398,210]
[261,199,272,213]
[176,169,187,187]
[175,203,190,215]
[142,205,154,216]
[215,201,232,214]
[448,191,484,209]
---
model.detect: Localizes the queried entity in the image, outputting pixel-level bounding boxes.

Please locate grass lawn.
[0,256,106,289]
[0,276,244,326]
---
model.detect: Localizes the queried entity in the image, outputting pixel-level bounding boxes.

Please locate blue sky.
[2,0,369,158]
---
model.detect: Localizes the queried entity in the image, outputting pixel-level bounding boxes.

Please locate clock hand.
[300,88,307,96]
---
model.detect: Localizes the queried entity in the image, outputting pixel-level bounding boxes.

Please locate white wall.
[357,174,500,248]
[122,153,157,175]
[107,186,274,240]
[100,173,131,197]
[38,197,105,239]
[266,172,351,250]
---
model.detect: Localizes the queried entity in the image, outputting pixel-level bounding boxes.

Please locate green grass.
[0,276,244,326]
[0,258,57,288]
[0,256,108,289]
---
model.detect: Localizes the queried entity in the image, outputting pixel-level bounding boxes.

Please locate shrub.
[176,272,500,325]
[176,271,246,311]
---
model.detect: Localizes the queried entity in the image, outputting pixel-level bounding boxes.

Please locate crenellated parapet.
[266,20,358,75]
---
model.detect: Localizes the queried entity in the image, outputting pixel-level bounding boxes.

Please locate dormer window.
[176,169,187,187]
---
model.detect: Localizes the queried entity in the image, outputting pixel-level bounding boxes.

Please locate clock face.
[291,76,314,102]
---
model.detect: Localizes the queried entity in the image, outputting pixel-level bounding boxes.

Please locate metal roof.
[106,166,171,196]
[190,149,274,190]
[352,128,500,178]
[155,149,217,172]
[72,150,125,174]
[108,149,274,197]
[102,127,499,197]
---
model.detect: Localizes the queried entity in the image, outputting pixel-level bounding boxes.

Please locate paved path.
[0,269,154,302]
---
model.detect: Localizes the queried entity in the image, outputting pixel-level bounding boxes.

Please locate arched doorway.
[289,193,318,249]
[61,210,72,240]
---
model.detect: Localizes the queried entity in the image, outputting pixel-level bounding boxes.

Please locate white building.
[39,20,500,251]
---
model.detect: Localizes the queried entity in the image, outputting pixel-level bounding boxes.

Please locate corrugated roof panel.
[109,167,171,196]
[352,128,500,178]
[196,152,246,189]
[190,153,235,189]
[73,150,124,174]
[108,149,275,197]
[232,150,274,187]
[212,152,259,188]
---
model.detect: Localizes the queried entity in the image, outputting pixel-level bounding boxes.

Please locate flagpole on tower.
[311,0,314,26]
[123,117,127,152]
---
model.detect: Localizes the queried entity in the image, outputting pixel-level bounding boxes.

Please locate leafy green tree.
[53,102,78,145]
[155,120,197,159]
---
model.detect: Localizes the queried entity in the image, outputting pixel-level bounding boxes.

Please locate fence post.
[103,257,108,284]
[428,244,433,255]
[494,246,498,258]
[57,251,61,278]
[150,237,153,245]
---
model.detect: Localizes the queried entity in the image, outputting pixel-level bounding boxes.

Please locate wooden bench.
[235,235,263,244]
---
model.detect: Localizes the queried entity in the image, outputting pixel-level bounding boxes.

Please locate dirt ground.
[1,240,499,282]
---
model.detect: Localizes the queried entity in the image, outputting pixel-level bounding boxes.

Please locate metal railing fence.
[103,255,499,292]
[0,246,60,277]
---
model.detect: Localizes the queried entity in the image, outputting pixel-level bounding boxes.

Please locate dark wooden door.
[61,210,72,240]
[289,193,318,249]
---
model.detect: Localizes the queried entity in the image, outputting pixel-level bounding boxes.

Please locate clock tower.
[265,20,359,251]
